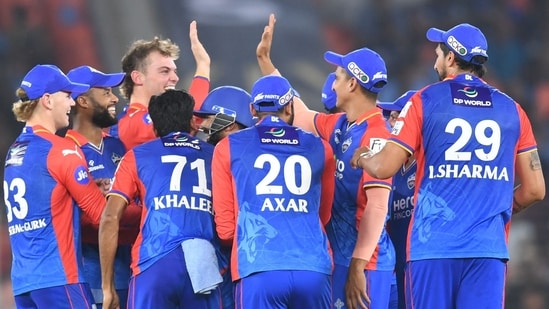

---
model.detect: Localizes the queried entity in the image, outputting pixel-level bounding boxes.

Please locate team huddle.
[3,13,545,309]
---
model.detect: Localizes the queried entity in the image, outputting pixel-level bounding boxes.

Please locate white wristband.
[356,150,374,167]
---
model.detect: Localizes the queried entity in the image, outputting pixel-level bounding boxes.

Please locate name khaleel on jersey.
[153,194,212,214]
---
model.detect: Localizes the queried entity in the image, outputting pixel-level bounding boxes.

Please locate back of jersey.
[116,132,215,274]
[394,74,534,260]
[226,116,333,279]
[4,128,87,294]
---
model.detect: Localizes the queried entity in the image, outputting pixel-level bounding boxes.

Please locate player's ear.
[75,96,88,109]
[190,116,199,135]
[130,70,144,85]
[250,104,258,117]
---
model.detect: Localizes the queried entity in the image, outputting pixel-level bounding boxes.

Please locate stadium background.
[0,0,547,308]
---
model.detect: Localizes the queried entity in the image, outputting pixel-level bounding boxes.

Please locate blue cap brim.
[376,102,402,112]
[426,27,445,43]
[193,110,215,118]
[93,73,125,88]
[324,51,345,67]
[65,82,90,97]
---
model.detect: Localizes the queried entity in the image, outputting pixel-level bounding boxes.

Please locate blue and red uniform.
[314,108,395,309]
[65,130,140,307]
[390,73,538,308]
[213,116,335,309]
[107,131,220,308]
[4,126,106,308]
[115,77,209,150]
[387,159,416,309]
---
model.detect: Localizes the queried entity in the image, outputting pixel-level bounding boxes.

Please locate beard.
[207,130,226,146]
[286,103,295,126]
[436,67,447,81]
[92,104,118,128]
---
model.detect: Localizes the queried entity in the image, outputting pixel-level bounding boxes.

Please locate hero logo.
[347,62,369,83]
[446,35,467,56]
[74,165,90,184]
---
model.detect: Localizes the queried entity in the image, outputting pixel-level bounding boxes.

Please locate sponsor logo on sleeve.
[392,121,404,135]
[74,165,90,184]
[143,113,152,124]
[369,138,386,153]
[5,142,29,167]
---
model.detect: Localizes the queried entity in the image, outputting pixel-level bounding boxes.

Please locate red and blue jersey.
[213,116,335,281]
[107,132,215,275]
[65,130,138,292]
[314,108,395,271]
[3,126,105,295]
[387,160,416,269]
[116,76,210,150]
[390,73,538,261]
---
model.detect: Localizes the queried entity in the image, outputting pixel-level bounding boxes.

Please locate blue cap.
[377,90,417,112]
[194,86,255,127]
[67,66,125,99]
[20,64,90,100]
[324,48,388,93]
[426,23,488,65]
[251,75,295,112]
[321,72,337,111]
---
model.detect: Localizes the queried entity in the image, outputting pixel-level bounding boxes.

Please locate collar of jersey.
[127,102,147,111]
[354,107,384,126]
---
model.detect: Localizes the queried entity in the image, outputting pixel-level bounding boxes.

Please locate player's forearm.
[513,184,545,214]
[352,200,388,261]
[99,212,121,290]
[513,151,546,214]
[257,53,277,76]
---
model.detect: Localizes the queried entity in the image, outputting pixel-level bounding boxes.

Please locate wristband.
[356,150,374,167]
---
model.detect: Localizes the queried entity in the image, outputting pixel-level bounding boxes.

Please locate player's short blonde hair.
[120,36,180,100]
[12,88,38,122]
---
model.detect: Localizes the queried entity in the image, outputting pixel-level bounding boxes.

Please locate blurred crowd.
[0,0,548,308]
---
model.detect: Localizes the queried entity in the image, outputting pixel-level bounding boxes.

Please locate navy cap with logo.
[426,23,488,65]
[194,85,255,128]
[20,64,90,100]
[377,90,417,112]
[321,72,337,111]
[251,75,296,112]
[324,47,388,93]
[67,66,125,99]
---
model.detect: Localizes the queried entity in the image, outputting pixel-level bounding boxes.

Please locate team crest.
[341,137,352,153]
[407,172,416,190]
[111,152,122,165]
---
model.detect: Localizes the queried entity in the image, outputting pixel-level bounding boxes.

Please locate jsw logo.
[347,62,369,83]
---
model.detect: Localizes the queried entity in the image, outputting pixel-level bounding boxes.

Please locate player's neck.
[343,99,377,122]
[72,119,103,147]
[26,112,56,134]
[130,91,151,107]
